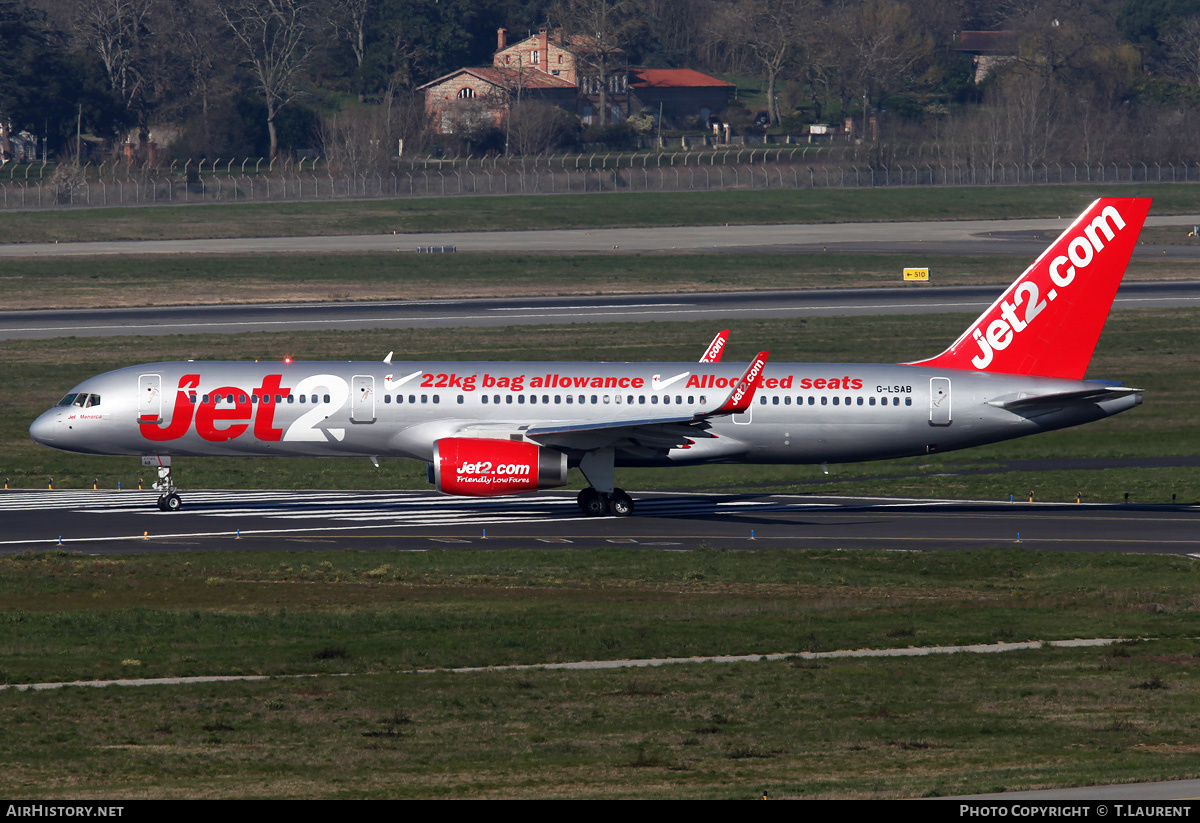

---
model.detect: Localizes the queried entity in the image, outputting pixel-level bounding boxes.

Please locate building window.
[531,50,540,64]
[458,87,475,99]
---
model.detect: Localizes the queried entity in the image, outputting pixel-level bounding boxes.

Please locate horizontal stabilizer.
[987,386,1142,411]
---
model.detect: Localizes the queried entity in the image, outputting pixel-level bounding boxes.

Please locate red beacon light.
[284,357,293,364]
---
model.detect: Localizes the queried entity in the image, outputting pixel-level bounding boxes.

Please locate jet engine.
[432,437,568,497]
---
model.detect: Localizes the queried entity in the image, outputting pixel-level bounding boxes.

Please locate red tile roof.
[630,69,736,89]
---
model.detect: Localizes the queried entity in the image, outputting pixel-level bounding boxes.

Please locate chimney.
[539,27,549,73]
[497,27,507,51]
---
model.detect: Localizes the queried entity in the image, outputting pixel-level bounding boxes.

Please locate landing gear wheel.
[609,489,634,517]
[577,488,609,517]
[158,493,182,512]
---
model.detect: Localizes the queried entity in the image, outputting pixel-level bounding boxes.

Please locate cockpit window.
[83,394,100,408]
[57,393,79,407]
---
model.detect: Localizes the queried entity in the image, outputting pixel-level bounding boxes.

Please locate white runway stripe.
[1,488,797,529]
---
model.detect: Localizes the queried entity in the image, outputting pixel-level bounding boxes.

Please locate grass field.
[3,547,1200,798]
[4,183,1200,244]
[3,251,1197,311]
[3,310,1197,503]
[3,184,1200,798]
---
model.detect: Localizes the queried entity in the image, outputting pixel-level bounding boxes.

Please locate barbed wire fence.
[1,146,1195,210]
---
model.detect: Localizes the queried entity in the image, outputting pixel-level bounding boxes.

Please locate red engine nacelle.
[432,437,569,497]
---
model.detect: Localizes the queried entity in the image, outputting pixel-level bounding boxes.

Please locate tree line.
[3,0,1200,166]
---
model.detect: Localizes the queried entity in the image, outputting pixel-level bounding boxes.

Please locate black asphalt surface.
[3,489,1198,555]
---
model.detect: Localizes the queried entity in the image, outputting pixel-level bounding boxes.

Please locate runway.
[3,488,1198,555]
[5,280,1200,339]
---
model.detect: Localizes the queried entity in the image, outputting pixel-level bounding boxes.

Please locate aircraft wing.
[986,385,1142,412]
[457,352,770,453]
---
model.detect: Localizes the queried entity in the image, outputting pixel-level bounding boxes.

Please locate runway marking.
[3,490,1196,549]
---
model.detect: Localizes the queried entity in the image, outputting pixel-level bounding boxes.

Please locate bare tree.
[507,100,575,156]
[553,0,637,126]
[315,0,371,100]
[73,0,154,132]
[1166,16,1200,85]
[219,0,310,160]
[710,0,815,125]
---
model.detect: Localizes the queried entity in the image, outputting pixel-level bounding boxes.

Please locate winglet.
[699,330,730,363]
[716,351,769,414]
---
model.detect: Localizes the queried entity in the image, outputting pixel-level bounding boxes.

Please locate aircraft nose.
[29,411,60,445]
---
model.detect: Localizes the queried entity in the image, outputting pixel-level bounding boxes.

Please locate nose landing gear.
[147,457,183,512]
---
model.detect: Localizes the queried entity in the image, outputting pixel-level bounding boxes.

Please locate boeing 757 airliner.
[30,198,1150,516]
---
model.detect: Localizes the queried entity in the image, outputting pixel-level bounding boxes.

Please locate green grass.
[4,183,1200,244]
[3,548,1200,798]
[3,309,1198,503]
[3,250,1196,311]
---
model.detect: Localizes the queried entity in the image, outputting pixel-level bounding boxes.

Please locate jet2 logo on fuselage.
[139,374,350,443]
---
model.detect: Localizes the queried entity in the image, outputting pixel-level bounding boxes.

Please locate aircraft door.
[351,375,376,423]
[733,402,753,425]
[138,373,162,423]
[929,377,951,426]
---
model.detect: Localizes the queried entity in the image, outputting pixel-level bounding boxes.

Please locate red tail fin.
[909,198,1151,379]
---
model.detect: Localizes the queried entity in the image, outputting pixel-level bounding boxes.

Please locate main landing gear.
[577,487,634,517]
[576,447,634,516]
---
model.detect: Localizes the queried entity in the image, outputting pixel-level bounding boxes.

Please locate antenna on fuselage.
[384,351,394,364]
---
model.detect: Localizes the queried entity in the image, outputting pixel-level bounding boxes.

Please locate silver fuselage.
[30,360,1140,468]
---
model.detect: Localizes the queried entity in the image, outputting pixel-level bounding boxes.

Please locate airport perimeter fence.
[1,151,1193,210]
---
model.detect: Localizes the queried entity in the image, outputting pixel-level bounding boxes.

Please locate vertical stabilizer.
[909,198,1151,379]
